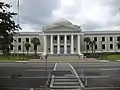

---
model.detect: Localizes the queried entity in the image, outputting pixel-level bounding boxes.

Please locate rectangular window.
[60,36,64,40]
[54,36,57,40]
[94,37,97,41]
[18,45,21,50]
[87,45,89,49]
[102,37,105,41]
[102,44,105,49]
[26,38,29,42]
[117,37,120,41]
[95,45,97,49]
[118,44,120,49]
[110,44,113,49]
[110,37,113,41]
[18,38,21,42]
[10,45,13,50]
[67,36,70,40]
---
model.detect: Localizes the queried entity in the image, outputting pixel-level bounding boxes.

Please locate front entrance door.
[67,46,71,54]
[60,46,64,54]
[54,46,57,54]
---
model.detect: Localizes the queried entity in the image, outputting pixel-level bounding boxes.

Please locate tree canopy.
[0,1,21,55]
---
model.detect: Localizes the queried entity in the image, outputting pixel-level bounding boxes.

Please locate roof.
[52,18,72,25]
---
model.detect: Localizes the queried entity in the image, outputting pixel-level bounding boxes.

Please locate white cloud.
[52,0,119,30]
[2,0,120,31]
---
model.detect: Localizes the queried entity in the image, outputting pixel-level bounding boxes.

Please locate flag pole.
[17,0,20,59]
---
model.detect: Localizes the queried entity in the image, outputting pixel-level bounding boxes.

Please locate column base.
[57,52,60,55]
[50,52,53,54]
[64,52,68,54]
[71,52,74,54]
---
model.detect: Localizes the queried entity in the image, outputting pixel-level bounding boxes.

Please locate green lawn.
[0,55,30,62]
[96,53,120,61]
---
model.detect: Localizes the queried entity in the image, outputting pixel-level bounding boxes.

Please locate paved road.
[0,62,120,90]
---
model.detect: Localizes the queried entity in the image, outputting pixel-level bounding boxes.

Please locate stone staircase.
[50,63,83,90]
[50,77,81,90]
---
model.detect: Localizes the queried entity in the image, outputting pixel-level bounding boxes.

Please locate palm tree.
[89,40,96,55]
[25,42,31,56]
[84,37,90,54]
[116,41,120,59]
[31,37,40,56]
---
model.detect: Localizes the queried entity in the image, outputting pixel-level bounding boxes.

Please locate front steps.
[50,63,82,90]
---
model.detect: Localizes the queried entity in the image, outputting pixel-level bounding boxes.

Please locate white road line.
[100,60,109,62]
[100,68,120,71]
[68,63,85,88]
[50,63,58,88]
[16,61,28,62]
[54,63,58,71]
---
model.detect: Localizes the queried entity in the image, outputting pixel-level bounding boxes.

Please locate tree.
[0,1,21,55]
[89,40,96,55]
[25,42,31,56]
[31,37,40,56]
[84,37,90,54]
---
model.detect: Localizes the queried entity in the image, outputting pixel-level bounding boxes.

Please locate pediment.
[43,25,81,32]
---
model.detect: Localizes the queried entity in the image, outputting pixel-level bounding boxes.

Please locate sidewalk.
[28,57,99,63]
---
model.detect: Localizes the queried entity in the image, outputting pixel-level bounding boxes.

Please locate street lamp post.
[101,41,103,60]
[45,53,48,72]
[23,40,24,60]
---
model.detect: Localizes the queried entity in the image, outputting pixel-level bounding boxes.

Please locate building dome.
[53,18,72,25]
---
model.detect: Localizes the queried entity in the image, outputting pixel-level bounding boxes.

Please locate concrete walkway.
[28,57,99,63]
[50,63,84,90]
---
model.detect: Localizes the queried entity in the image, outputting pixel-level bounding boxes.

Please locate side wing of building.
[11,32,44,54]
[83,31,120,53]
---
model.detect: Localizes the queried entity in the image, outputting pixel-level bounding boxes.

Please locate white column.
[50,35,53,54]
[57,35,60,54]
[71,35,74,54]
[64,35,67,54]
[44,35,47,54]
[78,35,80,54]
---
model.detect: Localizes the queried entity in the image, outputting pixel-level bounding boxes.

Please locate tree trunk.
[27,50,28,56]
[92,46,94,55]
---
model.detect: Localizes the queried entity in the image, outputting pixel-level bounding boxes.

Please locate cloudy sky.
[4,0,120,31]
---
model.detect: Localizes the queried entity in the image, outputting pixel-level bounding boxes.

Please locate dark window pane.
[118,44,120,49]
[18,45,21,50]
[102,37,105,41]
[110,37,113,41]
[102,44,105,49]
[67,36,70,40]
[18,38,21,42]
[54,36,57,40]
[61,36,64,40]
[26,38,29,42]
[94,37,97,41]
[117,37,120,41]
[110,44,113,49]
[95,45,97,49]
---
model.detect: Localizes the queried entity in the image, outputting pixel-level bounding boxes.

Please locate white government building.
[12,19,120,57]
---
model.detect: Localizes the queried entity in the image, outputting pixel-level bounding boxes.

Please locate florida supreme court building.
[12,19,120,57]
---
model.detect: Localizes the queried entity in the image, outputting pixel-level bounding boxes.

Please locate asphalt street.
[0,62,120,90]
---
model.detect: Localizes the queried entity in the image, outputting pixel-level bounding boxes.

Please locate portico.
[42,19,84,57]
[43,34,82,55]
